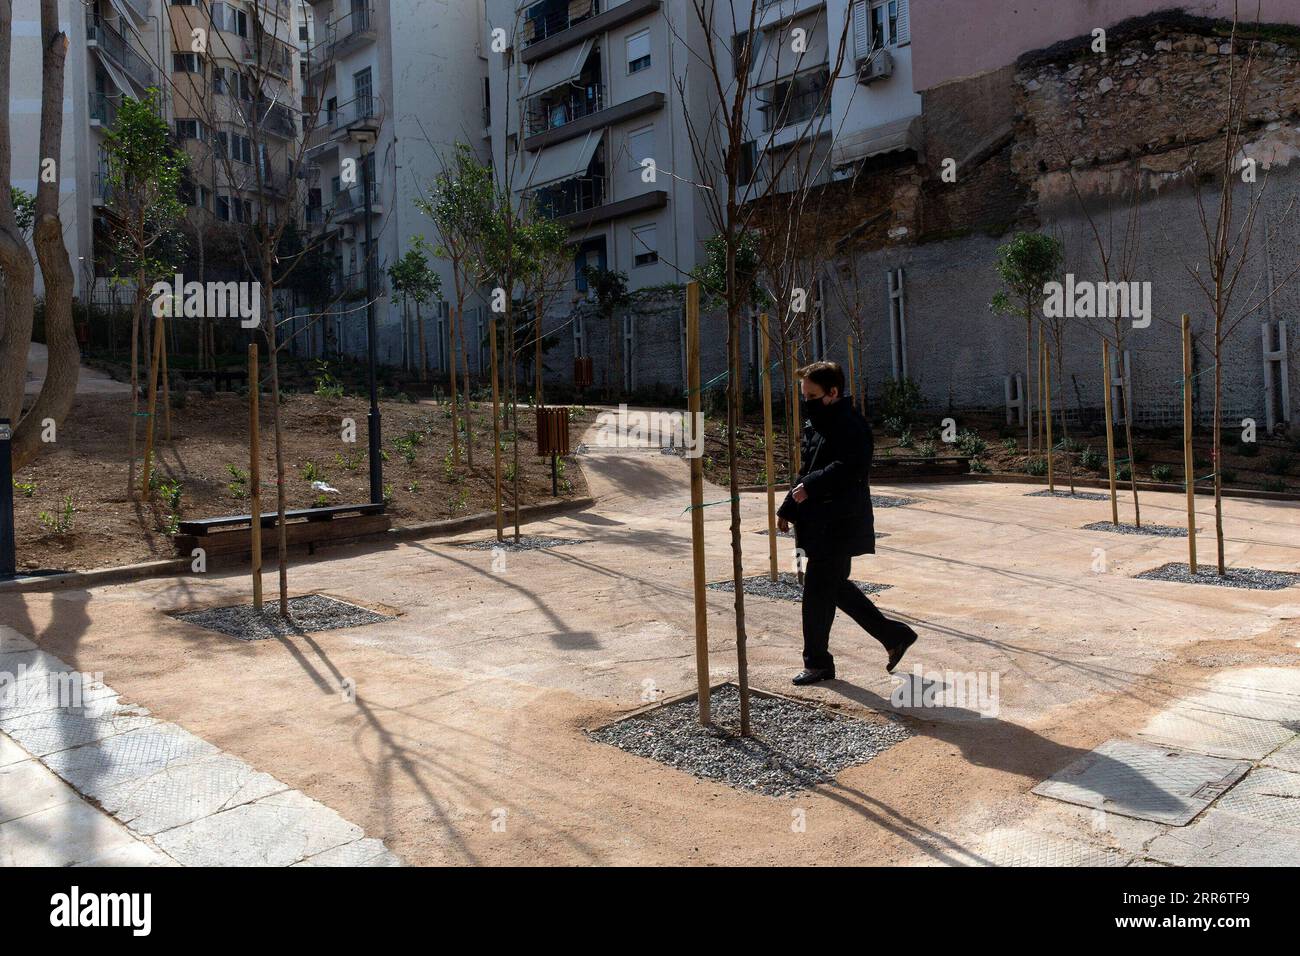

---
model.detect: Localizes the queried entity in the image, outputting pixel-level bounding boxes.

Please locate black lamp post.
[349,123,382,506]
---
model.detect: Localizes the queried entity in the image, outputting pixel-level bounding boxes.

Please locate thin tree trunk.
[416,300,427,382]
[459,303,473,469]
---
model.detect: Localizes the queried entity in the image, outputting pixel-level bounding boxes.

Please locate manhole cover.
[587,683,911,797]
[1031,739,1250,825]
[173,594,393,641]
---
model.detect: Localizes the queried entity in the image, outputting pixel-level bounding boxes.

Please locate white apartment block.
[300,0,486,372]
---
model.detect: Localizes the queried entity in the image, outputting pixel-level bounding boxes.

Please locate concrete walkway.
[2,414,1298,865]
[24,342,131,397]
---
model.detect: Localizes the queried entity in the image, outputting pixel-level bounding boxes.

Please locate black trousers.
[801,552,900,671]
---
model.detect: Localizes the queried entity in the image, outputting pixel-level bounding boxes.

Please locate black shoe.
[792,667,835,686]
[886,625,918,673]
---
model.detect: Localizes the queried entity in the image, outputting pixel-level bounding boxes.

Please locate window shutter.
[852,1,870,59]
[896,0,910,46]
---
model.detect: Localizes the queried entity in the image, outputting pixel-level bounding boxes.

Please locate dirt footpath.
[4,419,1298,865]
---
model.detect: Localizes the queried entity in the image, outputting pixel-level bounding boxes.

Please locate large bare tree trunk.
[7,4,78,470]
[0,0,38,428]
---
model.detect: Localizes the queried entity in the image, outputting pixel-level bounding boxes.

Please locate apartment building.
[300,0,486,371]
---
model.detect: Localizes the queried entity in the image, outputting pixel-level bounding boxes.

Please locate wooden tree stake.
[686,282,710,725]
[1102,338,1119,524]
[249,342,263,607]
[760,314,778,582]
[1182,314,1198,573]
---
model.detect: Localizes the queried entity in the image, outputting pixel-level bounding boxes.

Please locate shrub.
[1117,463,1132,482]
[1080,446,1104,471]
[13,478,36,498]
[898,428,914,449]
[1266,453,1293,476]
[1151,464,1174,483]
[917,440,937,459]
[879,378,922,426]
[1001,437,1019,454]
[955,429,988,458]
[226,464,249,499]
[1026,457,1048,477]
[301,460,324,482]
[970,459,991,474]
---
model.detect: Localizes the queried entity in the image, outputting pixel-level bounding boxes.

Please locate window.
[626,29,651,74]
[212,3,248,37]
[216,195,230,220]
[353,67,373,114]
[631,224,657,267]
[212,68,226,94]
[172,53,202,74]
[627,125,654,172]
[732,31,753,78]
[859,0,908,51]
[298,23,309,42]
[738,140,756,185]
[219,132,253,163]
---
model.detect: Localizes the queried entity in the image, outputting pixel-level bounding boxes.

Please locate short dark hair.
[797,360,845,397]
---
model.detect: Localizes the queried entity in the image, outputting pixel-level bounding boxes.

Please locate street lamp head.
[348,125,379,151]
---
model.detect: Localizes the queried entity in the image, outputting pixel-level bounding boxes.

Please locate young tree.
[990,233,1062,463]
[583,266,630,402]
[388,237,442,381]
[519,217,571,406]
[419,144,495,468]
[102,90,188,499]
[1182,8,1299,574]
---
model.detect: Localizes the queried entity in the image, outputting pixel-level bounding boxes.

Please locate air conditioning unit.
[857,49,893,85]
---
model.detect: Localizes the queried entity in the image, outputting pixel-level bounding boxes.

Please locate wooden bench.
[174,503,390,557]
[871,455,971,480]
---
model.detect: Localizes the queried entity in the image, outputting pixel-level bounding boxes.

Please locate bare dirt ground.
[4,415,1298,865]
[10,392,590,572]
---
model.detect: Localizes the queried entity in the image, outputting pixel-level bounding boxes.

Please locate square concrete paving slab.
[0,626,37,654]
[0,788,156,867]
[1145,809,1300,866]
[151,788,364,866]
[1262,736,1300,773]
[969,826,1132,866]
[1212,767,1300,832]
[0,704,158,758]
[97,751,287,836]
[291,837,401,867]
[0,754,80,824]
[0,732,31,768]
[42,722,219,796]
[1136,667,1300,760]
[1032,739,1250,825]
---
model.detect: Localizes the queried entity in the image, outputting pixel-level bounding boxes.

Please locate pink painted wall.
[911,0,1300,90]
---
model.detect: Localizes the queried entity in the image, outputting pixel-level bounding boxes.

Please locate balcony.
[306,94,381,150]
[242,36,294,79]
[315,4,377,64]
[524,90,663,152]
[521,0,659,64]
[760,78,829,133]
[332,180,383,221]
[85,12,155,89]
[525,85,604,138]
[523,0,601,48]
[88,91,118,128]
[255,98,297,139]
[534,174,606,220]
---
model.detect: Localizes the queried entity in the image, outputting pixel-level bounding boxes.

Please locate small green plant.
[312,361,344,398]
[505,461,518,482]
[393,435,419,465]
[335,451,362,471]
[38,495,75,535]
[450,488,469,513]
[917,440,937,459]
[970,459,991,474]
[301,460,324,482]
[12,478,36,498]
[880,377,922,426]
[382,484,394,506]
[1079,446,1104,471]
[226,464,249,499]
[898,428,914,449]
[1001,437,1019,454]
[955,429,987,458]
[407,480,421,494]
[1151,464,1174,483]
[1026,457,1048,477]
[312,493,329,508]
[1117,463,1132,482]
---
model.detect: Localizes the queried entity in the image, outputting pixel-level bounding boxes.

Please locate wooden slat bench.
[174,503,390,557]
[871,455,971,480]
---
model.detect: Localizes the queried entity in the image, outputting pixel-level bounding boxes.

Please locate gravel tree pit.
[1082,521,1189,537]
[587,683,913,796]
[756,529,888,540]
[1135,563,1300,590]
[708,572,891,603]
[458,535,589,551]
[173,594,394,641]
[1024,489,1112,501]
[872,495,920,508]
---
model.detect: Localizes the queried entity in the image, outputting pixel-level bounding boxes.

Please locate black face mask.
[801,396,832,426]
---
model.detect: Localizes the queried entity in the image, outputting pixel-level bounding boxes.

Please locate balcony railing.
[760,83,829,132]
[534,175,606,220]
[255,98,297,138]
[89,91,118,127]
[85,12,155,89]
[242,37,294,78]
[324,94,380,134]
[333,180,382,219]
[525,85,604,136]
[523,0,601,47]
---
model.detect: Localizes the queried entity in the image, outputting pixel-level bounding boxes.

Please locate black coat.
[777,396,875,560]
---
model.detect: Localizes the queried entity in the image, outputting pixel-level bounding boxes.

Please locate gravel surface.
[174,594,393,641]
[708,572,890,602]
[458,535,589,551]
[871,495,920,508]
[1135,562,1300,590]
[588,684,912,796]
[1024,489,1112,501]
[1083,521,1189,537]
[756,529,888,539]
